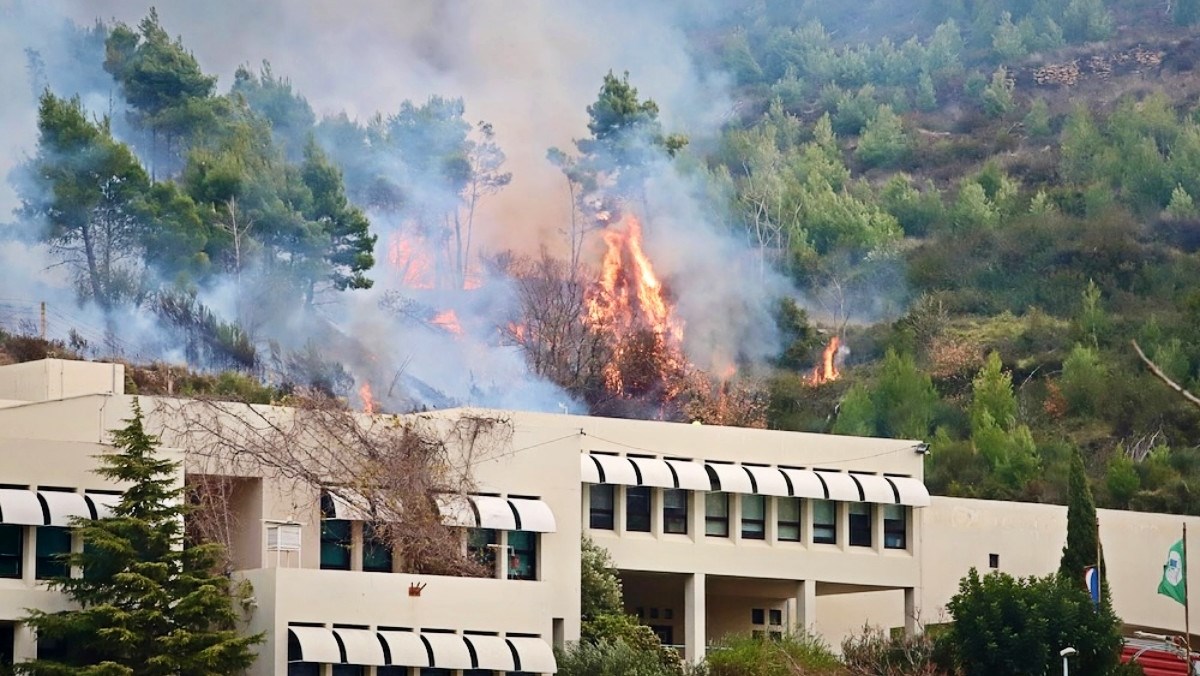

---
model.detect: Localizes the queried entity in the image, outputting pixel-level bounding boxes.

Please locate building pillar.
[904,586,922,637]
[13,622,35,663]
[691,491,705,540]
[684,572,706,663]
[791,580,815,635]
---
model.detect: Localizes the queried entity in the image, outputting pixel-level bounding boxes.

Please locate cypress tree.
[1059,447,1106,592]
[17,399,261,675]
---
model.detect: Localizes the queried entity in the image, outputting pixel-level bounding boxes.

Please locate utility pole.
[39,301,46,340]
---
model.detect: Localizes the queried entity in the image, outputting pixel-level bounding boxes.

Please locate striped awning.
[435,495,557,533]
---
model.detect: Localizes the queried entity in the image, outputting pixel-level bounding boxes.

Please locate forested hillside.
[4,0,1200,515]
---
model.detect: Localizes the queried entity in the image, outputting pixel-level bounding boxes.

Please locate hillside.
[3,0,1200,515]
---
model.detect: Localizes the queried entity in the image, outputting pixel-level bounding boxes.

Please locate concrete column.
[873,503,884,553]
[904,586,922,636]
[691,491,706,540]
[497,531,510,580]
[22,527,35,584]
[684,572,706,663]
[350,522,363,572]
[792,580,815,635]
[766,497,778,544]
[615,486,627,535]
[651,488,664,537]
[835,503,848,549]
[14,622,35,663]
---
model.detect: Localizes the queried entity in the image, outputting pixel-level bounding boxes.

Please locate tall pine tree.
[18,399,261,675]
[1059,447,1106,594]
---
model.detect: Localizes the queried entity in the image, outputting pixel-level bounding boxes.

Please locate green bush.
[704,632,844,676]
[841,625,944,675]
[556,639,681,676]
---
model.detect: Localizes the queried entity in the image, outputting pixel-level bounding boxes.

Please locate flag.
[1084,566,1100,607]
[1159,538,1187,605]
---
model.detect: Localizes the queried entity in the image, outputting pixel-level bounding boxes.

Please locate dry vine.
[153,394,512,576]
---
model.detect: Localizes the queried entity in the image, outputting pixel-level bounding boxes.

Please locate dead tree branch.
[1132,339,1200,410]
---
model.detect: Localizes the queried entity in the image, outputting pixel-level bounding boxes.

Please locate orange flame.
[387,233,436,289]
[585,215,686,395]
[431,309,464,335]
[359,382,376,414]
[809,336,841,385]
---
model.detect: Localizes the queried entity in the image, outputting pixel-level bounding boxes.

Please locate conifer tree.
[18,399,261,675]
[1059,447,1106,592]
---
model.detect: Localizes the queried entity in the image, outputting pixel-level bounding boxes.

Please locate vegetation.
[17,400,261,674]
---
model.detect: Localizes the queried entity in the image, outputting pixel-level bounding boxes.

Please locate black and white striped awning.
[0,489,120,526]
[287,626,556,672]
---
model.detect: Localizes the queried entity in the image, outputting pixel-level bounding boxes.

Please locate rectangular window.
[705,492,729,537]
[663,489,689,534]
[777,497,801,542]
[508,530,537,580]
[419,670,453,676]
[741,495,765,540]
[468,528,498,572]
[331,666,365,676]
[626,487,652,532]
[319,519,352,570]
[849,503,872,547]
[36,526,71,580]
[751,608,765,625]
[884,505,907,549]
[589,484,615,530]
[287,666,320,676]
[769,609,782,626]
[812,500,837,545]
[0,525,22,579]
[362,523,393,572]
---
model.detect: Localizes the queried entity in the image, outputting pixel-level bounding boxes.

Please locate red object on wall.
[1121,639,1197,676]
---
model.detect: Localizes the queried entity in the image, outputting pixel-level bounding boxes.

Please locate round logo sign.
[1166,551,1184,586]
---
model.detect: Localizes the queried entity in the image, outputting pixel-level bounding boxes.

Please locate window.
[331,666,365,676]
[741,495,765,540]
[883,505,907,550]
[468,528,498,571]
[320,519,352,570]
[589,484,615,530]
[626,487,651,532]
[420,668,453,676]
[509,530,537,580]
[769,609,782,626]
[377,668,408,676]
[849,503,872,547]
[286,632,319,676]
[705,492,729,537]
[0,623,12,667]
[0,525,22,578]
[663,489,688,534]
[36,526,71,580]
[751,608,765,625]
[362,523,393,572]
[812,500,836,545]
[777,497,801,542]
[989,553,1000,569]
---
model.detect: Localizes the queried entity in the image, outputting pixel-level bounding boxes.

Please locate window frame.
[663,488,689,535]
[589,484,615,530]
[812,500,837,545]
[319,519,353,570]
[35,526,72,580]
[362,522,394,572]
[705,492,729,538]
[508,530,538,581]
[625,486,652,533]
[468,528,498,571]
[883,504,907,550]
[849,502,873,548]
[741,494,766,540]
[777,497,801,542]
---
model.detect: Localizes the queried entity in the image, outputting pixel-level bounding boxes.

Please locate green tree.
[1166,184,1198,219]
[1059,447,1106,587]
[1024,97,1052,138]
[1176,0,1200,25]
[833,384,876,436]
[581,537,624,623]
[946,569,1122,676]
[20,92,151,310]
[981,67,1014,118]
[992,12,1027,60]
[855,105,910,168]
[1061,0,1115,42]
[299,142,376,297]
[1061,343,1108,416]
[231,61,316,161]
[970,352,1016,431]
[873,349,939,439]
[18,400,261,674]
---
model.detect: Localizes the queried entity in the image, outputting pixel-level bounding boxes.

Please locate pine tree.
[1059,447,1106,592]
[18,399,261,675]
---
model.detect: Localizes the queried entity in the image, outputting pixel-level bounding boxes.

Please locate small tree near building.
[18,399,261,675]
[1060,446,1106,593]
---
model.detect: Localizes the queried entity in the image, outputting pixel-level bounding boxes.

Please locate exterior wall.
[0,359,123,403]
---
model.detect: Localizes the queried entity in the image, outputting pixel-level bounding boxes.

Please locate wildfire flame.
[387,233,436,289]
[359,382,376,414]
[585,215,686,395]
[809,336,841,385]
[431,309,464,335]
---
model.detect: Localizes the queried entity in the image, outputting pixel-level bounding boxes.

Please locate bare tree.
[158,395,512,576]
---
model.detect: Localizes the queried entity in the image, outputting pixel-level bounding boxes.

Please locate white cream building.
[0,358,1194,675]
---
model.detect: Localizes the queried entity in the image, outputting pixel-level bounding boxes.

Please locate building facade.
[0,358,1194,675]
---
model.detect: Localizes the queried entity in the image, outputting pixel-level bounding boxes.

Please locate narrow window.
[319,493,351,570]
[705,492,729,537]
[883,504,907,550]
[0,526,21,579]
[777,497,801,542]
[751,608,765,625]
[35,526,71,580]
[849,503,872,547]
[989,553,1000,569]
[589,484,615,530]
[508,530,538,580]
[769,609,782,626]
[362,522,393,572]
[331,666,365,676]
[741,495,766,540]
[626,486,652,532]
[468,528,498,571]
[663,489,689,534]
[812,500,837,545]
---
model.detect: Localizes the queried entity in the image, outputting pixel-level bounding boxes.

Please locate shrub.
[556,639,681,676]
[705,632,844,676]
[841,626,944,676]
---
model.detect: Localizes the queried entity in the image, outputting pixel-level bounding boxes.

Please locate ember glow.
[431,309,464,335]
[387,233,436,289]
[809,336,841,385]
